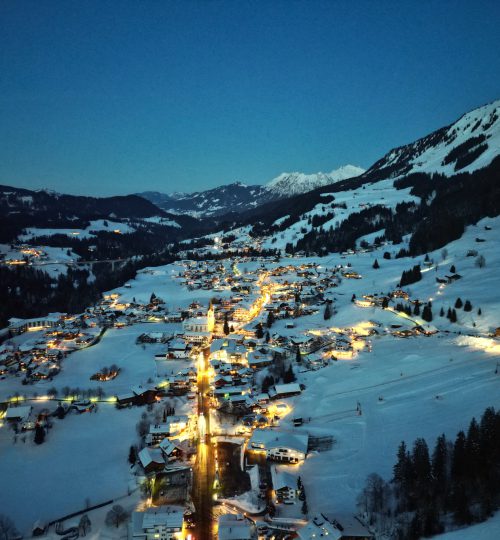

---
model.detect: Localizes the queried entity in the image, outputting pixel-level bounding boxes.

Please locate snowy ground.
[0,405,143,533]
[432,511,500,539]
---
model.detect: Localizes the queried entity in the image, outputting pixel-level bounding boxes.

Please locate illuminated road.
[192,272,273,539]
[192,348,215,540]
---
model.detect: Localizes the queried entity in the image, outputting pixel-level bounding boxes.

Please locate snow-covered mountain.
[363,99,500,181]
[266,164,365,197]
[215,99,500,257]
[138,165,364,217]
[139,182,269,218]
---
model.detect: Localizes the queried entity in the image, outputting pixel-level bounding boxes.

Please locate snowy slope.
[266,165,365,197]
[365,99,500,179]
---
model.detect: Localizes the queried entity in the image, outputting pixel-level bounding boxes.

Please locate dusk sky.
[1,0,499,197]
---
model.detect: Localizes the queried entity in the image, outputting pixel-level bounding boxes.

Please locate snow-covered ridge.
[266,164,365,197]
[367,99,500,179]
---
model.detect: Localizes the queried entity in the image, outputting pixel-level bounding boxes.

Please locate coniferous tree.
[412,438,432,504]
[266,310,275,328]
[255,323,264,339]
[373,259,380,269]
[455,297,463,309]
[223,313,230,335]
[324,302,332,320]
[463,300,472,312]
[128,445,137,465]
[34,425,45,445]
[432,434,448,508]
[283,364,296,383]
[422,304,433,322]
[440,307,445,317]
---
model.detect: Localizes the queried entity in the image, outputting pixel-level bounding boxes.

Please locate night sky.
[1,0,499,196]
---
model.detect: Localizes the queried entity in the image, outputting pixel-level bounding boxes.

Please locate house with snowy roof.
[248,428,309,463]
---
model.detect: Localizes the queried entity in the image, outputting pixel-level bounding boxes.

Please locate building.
[218,514,255,540]
[5,405,32,423]
[271,467,298,503]
[182,305,215,333]
[298,514,372,540]
[138,448,165,474]
[248,429,309,463]
[7,315,62,335]
[130,506,184,540]
[269,383,302,400]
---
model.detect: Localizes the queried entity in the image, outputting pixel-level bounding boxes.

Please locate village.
[1,216,499,540]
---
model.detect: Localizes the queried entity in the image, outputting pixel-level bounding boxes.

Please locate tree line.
[358,406,500,539]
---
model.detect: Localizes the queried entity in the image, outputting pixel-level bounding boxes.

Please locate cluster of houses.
[0,314,101,384]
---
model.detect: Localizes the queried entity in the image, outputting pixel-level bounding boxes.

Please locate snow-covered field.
[18,220,136,241]
[0,405,143,531]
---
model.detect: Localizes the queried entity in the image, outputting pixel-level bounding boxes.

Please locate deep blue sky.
[1,1,499,196]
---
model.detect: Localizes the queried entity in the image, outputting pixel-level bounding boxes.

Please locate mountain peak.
[266,164,365,196]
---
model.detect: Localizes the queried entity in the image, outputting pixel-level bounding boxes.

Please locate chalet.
[138,447,165,474]
[269,383,302,400]
[271,467,298,502]
[248,429,309,463]
[159,439,184,461]
[5,405,32,423]
[130,506,184,540]
[247,350,273,369]
[167,339,190,359]
[148,416,189,444]
[116,391,136,408]
[342,270,362,279]
[415,324,438,335]
[132,385,159,405]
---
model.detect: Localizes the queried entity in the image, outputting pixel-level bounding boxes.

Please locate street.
[192,347,215,540]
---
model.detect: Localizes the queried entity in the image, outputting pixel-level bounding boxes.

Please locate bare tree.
[0,515,19,540]
[357,473,391,525]
[105,505,129,528]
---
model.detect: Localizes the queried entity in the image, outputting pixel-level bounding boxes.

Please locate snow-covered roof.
[249,428,309,454]
[273,383,301,395]
[218,514,254,540]
[5,405,32,420]
[138,447,164,468]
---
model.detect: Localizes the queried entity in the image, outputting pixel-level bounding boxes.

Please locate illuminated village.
[1,212,500,540]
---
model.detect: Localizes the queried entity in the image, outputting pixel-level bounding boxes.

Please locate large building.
[130,506,184,540]
[182,305,215,333]
[218,514,256,540]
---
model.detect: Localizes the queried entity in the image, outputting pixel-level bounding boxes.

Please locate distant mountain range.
[217,98,500,257]
[137,164,365,217]
[0,184,206,244]
[1,98,498,254]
